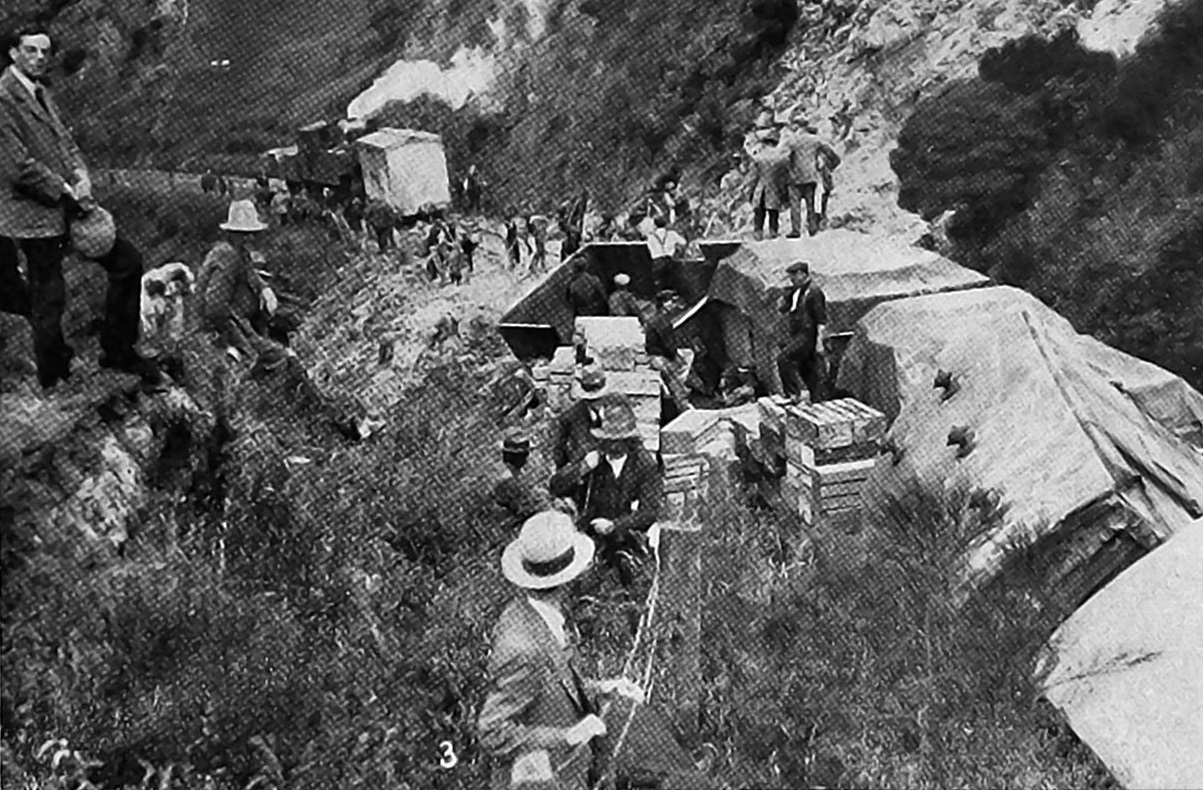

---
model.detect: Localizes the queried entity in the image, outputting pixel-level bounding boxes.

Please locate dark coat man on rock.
[780,109,840,237]
[0,25,157,388]
[746,112,790,240]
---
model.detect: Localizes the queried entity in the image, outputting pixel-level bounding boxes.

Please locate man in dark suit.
[745,111,789,240]
[780,109,840,237]
[552,368,611,470]
[0,25,156,388]
[549,399,664,588]
[776,260,829,403]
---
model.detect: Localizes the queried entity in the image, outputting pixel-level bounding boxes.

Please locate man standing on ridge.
[1,24,159,389]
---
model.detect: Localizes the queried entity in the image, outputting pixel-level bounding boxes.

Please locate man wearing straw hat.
[479,510,715,790]
[196,199,282,356]
[549,399,663,589]
[1,24,158,388]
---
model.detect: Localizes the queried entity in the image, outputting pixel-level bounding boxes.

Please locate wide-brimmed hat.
[501,511,595,589]
[219,199,268,232]
[572,368,608,401]
[70,205,116,259]
[592,400,641,441]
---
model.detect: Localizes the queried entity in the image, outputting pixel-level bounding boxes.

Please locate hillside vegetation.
[892,0,1203,390]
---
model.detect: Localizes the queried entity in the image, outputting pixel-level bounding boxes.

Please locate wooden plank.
[657,521,703,736]
[801,457,878,483]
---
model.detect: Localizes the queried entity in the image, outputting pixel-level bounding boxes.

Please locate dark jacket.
[607,288,641,318]
[644,311,679,360]
[0,66,87,238]
[779,282,827,353]
[552,400,604,470]
[477,597,594,790]
[549,446,663,540]
[491,468,546,526]
[196,241,268,330]
[567,271,608,317]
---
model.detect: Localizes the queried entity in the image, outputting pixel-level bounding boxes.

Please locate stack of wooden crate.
[660,452,708,523]
[575,317,645,371]
[607,368,662,453]
[781,398,886,532]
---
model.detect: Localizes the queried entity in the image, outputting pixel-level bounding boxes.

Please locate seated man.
[549,399,663,589]
[607,273,641,318]
[552,368,610,470]
[491,430,548,529]
[196,200,286,357]
[718,363,766,407]
[644,290,693,412]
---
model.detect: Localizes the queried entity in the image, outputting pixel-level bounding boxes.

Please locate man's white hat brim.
[501,530,595,590]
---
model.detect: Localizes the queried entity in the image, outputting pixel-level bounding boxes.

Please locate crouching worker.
[549,400,662,589]
[139,261,193,382]
[478,510,717,790]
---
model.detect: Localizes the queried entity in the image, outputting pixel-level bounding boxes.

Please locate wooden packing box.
[550,345,576,373]
[575,316,645,351]
[784,398,886,453]
[757,396,789,437]
[788,456,877,524]
[591,346,637,371]
[662,487,703,523]
[661,410,725,456]
[784,434,879,467]
[608,369,662,398]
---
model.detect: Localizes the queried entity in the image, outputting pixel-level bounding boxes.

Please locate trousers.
[1,234,142,387]
[788,182,819,237]
[776,337,825,401]
[752,206,779,239]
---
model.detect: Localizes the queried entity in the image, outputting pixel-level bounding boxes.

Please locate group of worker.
[481,368,716,786]
[745,107,841,239]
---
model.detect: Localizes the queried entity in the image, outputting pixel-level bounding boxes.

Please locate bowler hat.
[786,261,810,275]
[501,511,595,590]
[573,368,608,401]
[220,199,268,232]
[70,205,116,259]
[591,400,641,441]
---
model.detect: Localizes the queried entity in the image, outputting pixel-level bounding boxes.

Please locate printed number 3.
[438,740,458,769]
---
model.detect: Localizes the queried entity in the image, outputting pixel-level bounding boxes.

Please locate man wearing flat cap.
[777,260,828,402]
[492,429,549,528]
[1,24,157,388]
[549,399,663,589]
[607,272,641,318]
[478,510,716,789]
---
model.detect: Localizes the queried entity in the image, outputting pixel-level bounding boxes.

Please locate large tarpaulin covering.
[706,231,990,338]
[837,286,1203,593]
[1037,518,1203,790]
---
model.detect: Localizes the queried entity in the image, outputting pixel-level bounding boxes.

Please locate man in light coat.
[0,25,156,388]
[745,112,789,240]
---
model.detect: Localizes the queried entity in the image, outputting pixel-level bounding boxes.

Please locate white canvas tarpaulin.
[1037,518,1203,790]
[837,286,1203,597]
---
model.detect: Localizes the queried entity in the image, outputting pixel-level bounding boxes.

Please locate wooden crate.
[576,317,643,371]
[783,398,885,466]
[661,410,725,455]
[662,453,707,494]
[787,456,878,525]
[662,487,704,522]
[608,369,662,398]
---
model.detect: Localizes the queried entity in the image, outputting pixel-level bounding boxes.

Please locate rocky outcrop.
[746,0,1180,241]
[0,374,212,563]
